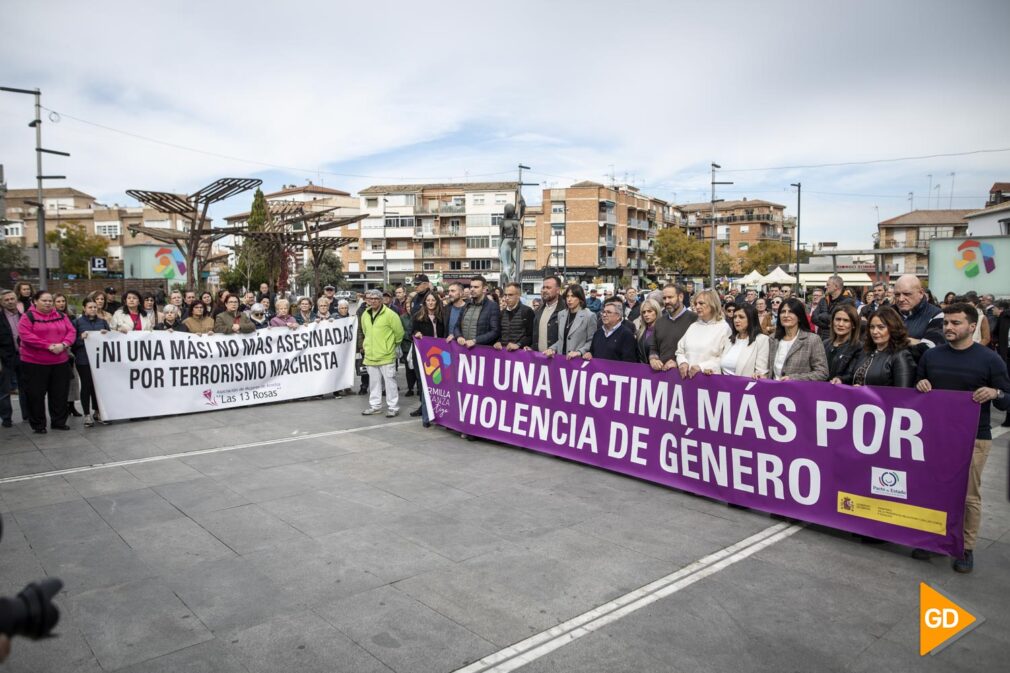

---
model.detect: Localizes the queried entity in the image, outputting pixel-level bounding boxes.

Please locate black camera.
[0,515,63,640]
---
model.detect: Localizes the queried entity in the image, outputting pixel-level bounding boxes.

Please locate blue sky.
[2,0,1008,248]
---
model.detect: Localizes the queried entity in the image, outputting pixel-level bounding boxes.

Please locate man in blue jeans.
[0,290,28,427]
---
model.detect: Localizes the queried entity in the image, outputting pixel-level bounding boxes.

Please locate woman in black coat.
[833,306,915,388]
[410,293,446,425]
[824,303,862,383]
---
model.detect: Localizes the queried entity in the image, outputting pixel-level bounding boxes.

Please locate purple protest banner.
[416,338,980,557]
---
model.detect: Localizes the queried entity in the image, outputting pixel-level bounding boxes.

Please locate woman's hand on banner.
[414,332,422,339]
[543,349,555,358]
[582,353,593,361]
[565,351,581,360]
[662,359,677,372]
[649,357,662,371]
[493,343,503,350]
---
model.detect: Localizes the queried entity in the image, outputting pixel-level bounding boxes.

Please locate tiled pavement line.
[0,420,415,485]
[454,521,804,673]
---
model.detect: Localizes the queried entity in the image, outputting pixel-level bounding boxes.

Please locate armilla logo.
[920,583,983,655]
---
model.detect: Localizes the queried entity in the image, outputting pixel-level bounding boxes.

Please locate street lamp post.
[791,182,801,291]
[0,86,70,291]
[710,163,733,290]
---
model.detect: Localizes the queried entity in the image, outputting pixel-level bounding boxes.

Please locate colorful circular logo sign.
[955,240,995,278]
[878,471,899,488]
[155,247,187,279]
[424,345,452,385]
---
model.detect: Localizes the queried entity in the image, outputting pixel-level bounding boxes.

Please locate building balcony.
[599,211,617,225]
[415,203,466,215]
[599,258,618,270]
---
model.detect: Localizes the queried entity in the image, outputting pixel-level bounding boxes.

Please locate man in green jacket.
[360,289,404,417]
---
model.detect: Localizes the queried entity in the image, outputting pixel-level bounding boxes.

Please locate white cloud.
[2,0,1007,247]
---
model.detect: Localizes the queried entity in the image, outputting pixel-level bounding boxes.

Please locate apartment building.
[344,182,520,291]
[2,187,193,274]
[877,209,973,277]
[222,182,360,278]
[678,198,792,265]
[525,181,672,288]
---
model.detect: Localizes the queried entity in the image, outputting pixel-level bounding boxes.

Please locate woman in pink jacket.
[18,291,76,433]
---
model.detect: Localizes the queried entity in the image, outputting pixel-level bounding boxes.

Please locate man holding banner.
[915,301,1010,573]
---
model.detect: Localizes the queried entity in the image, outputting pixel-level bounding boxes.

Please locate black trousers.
[77,363,98,416]
[21,361,70,430]
[402,349,417,392]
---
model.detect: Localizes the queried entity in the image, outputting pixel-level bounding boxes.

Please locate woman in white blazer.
[109,290,155,333]
[676,289,731,377]
[717,303,770,378]
[545,284,596,359]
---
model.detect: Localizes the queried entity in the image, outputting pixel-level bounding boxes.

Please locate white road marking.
[0,420,416,485]
[454,522,804,673]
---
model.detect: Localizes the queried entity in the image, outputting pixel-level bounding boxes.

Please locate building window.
[396,240,408,250]
[473,194,485,206]
[96,223,121,238]
[466,236,490,248]
[403,194,415,206]
[523,260,536,270]
[494,193,508,205]
[918,226,955,240]
[3,223,24,237]
[449,260,462,270]
[471,259,492,270]
[347,241,359,250]
[422,262,434,271]
[739,225,749,233]
[491,213,504,227]
[551,203,565,214]
[738,242,750,251]
[366,197,378,208]
[366,263,384,272]
[384,216,414,228]
[369,240,385,251]
[422,241,435,253]
[449,218,460,227]
[452,197,464,207]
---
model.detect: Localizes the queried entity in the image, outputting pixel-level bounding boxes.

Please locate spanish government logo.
[424,346,452,385]
[955,239,995,278]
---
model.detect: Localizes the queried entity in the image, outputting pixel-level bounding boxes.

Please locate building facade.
[876,209,973,277]
[2,187,193,277]
[678,198,792,266]
[344,182,520,291]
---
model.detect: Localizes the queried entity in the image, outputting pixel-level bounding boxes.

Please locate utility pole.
[791,182,801,288]
[927,175,932,209]
[908,192,914,211]
[1,86,70,291]
[710,163,732,290]
[949,172,955,209]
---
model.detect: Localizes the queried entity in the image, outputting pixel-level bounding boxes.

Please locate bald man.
[893,274,944,351]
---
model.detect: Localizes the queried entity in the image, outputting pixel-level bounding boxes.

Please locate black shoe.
[404,390,415,397]
[952,549,974,573]
[911,548,932,561]
[422,421,431,428]
[1,419,11,428]
[409,408,422,417]
[33,428,47,434]
[67,404,83,417]
[333,391,344,398]
[357,388,368,395]
[51,424,71,431]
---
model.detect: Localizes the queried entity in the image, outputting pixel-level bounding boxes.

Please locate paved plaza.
[1,374,1008,673]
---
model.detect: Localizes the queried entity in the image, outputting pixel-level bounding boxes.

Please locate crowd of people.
[3,272,1007,574]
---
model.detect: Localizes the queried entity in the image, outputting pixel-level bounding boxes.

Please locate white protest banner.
[85,319,357,420]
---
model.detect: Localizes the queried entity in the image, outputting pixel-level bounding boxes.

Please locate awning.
[798,272,873,286]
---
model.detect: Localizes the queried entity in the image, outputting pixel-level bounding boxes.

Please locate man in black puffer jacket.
[494,282,534,351]
[812,275,856,331]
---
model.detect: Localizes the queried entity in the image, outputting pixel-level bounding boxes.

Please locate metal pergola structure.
[125,178,262,290]
[232,202,366,297]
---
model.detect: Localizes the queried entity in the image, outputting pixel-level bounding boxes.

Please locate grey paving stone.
[152,476,251,515]
[13,498,113,548]
[0,449,54,478]
[518,628,683,673]
[213,464,318,503]
[164,555,305,631]
[113,638,252,673]
[39,443,112,470]
[223,610,392,673]
[243,537,387,607]
[369,473,477,509]
[0,474,82,511]
[190,503,309,555]
[258,489,395,538]
[381,509,508,562]
[87,487,185,532]
[125,457,206,486]
[180,451,261,479]
[69,579,212,670]
[317,585,495,673]
[316,526,454,583]
[1,609,103,673]
[846,629,1008,673]
[34,532,156,596]
[64,465,149,498]
[118,516,237,572]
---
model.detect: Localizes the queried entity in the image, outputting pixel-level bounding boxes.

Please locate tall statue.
[499,198,525,285]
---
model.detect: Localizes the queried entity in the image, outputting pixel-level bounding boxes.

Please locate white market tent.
[797,272,874,287]
[760,266,796,284]
[738,270,764,286]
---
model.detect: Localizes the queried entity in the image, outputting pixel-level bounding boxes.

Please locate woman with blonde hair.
[634,298,663,364]
[676,289,731,378]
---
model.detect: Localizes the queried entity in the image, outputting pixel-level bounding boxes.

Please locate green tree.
[223,188,271,291]
[0,242,29,276]
[46,222,109,277]
[295,251,345,294]
[652,226,709,278]
[741,240,810,274]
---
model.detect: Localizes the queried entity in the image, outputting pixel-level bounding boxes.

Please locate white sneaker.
[83,414,94,428]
